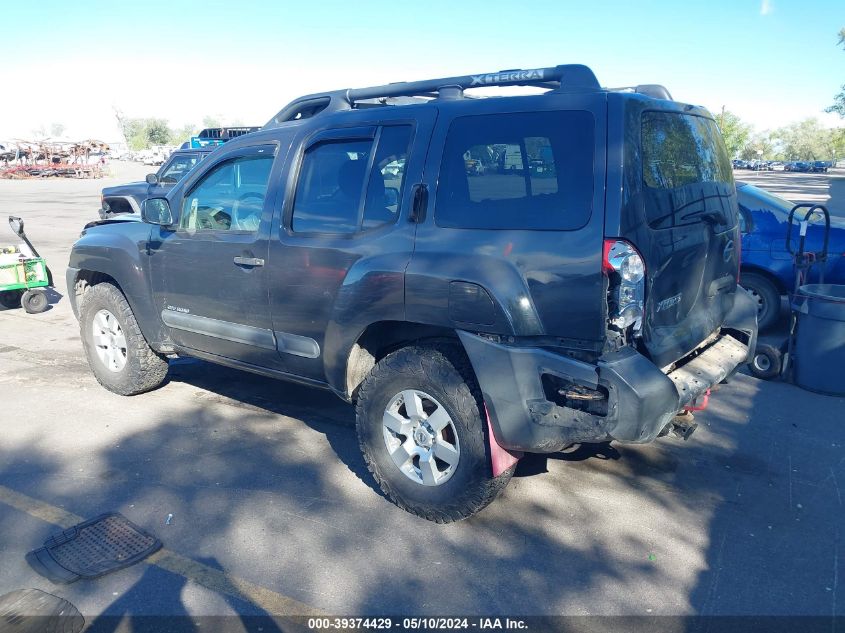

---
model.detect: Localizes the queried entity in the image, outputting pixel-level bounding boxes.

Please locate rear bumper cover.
[459,289,758,453]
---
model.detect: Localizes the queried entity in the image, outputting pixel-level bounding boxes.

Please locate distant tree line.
[716,111,845,162]
[824,27,845,119]
[113,113,241,150]
[715,27,843,163]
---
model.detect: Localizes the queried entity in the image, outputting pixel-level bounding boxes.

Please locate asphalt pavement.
[0,164,842,623]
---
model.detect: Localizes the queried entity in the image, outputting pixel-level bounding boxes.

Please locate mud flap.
[485,405,522,476]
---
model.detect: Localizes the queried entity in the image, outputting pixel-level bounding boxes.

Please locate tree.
[145,119,171,146]
[202,116,222,129]
[169,124,197,146]
[826,27,845,117]
[738,131,774,160]
[770,118,842,160]
[50,123,66,137]
[715,110,751,158]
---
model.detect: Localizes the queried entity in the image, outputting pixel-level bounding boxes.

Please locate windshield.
[737,184,793,221]
[158,153,199,183]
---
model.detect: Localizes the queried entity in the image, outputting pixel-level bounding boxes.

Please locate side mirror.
[145,173,159,185]
[8,216,24,237]
[141,198,174,226]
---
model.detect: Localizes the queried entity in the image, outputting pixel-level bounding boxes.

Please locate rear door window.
[291,125,412,234]
[435,111,594,230]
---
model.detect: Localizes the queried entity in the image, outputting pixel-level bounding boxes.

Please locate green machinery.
[0,216,51,314]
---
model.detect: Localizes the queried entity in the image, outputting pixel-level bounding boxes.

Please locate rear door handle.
[233,256,264,267]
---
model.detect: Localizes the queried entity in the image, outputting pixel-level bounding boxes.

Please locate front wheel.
[356,344,514,523]
[79,283,169,395]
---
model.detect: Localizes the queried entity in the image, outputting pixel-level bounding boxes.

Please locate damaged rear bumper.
[459,289,758,453]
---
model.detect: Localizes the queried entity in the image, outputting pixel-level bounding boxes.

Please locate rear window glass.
[640,111,736,229]
[642,112,732,189]
[435,111,594,230]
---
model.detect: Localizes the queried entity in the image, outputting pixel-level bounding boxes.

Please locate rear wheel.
[741,272,781,331]
[356,344,514,523]
[79,283,168,395]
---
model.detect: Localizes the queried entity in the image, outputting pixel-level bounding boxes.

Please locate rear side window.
[435,111,594,230]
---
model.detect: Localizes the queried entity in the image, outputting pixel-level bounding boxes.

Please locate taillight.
[603,238,646,336]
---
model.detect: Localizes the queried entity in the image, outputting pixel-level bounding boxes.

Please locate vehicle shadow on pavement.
[685,377,845,616]
[1,359,843,616]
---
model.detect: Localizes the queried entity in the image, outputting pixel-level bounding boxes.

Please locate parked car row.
[733,159,833,173]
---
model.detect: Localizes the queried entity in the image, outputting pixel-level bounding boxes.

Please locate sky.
[0,0,843,142]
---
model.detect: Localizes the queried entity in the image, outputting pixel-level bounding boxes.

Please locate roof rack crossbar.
[607,84,673,101]
[265,64,600,127]
[345,64,599,102]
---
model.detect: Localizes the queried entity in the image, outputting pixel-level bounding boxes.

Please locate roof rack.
[608,85,673,101]
[264,64,601,127]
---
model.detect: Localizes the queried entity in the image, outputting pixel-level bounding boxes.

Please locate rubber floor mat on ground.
[0,588,84,633]
[26,512,161,584]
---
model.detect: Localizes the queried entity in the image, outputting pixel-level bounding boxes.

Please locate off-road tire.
[21,288,48,313]
[79,282,168,395]
[741,272,781,331]
[356,343,515,523]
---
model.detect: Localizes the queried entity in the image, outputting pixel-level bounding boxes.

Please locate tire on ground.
[79,282,169,395]
[741,272,781,331]
[21,288,49,313]
[356,343,515,523]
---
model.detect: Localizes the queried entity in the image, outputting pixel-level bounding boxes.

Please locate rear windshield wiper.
[681,209,728,225]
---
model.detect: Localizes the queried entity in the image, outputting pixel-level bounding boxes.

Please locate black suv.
[67,64,758,522]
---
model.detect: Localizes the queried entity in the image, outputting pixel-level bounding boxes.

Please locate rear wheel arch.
[344,321,464,401]
[740,268,785,330]
[740,265,787,294]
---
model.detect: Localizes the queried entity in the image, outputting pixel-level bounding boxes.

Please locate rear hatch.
[620,106,740,369]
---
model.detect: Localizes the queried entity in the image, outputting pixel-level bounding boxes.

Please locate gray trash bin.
[792,284,845,396]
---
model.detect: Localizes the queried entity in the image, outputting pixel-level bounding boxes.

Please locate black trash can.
[792,284,845,396]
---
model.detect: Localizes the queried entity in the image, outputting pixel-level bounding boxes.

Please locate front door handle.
[233,256,264,267]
